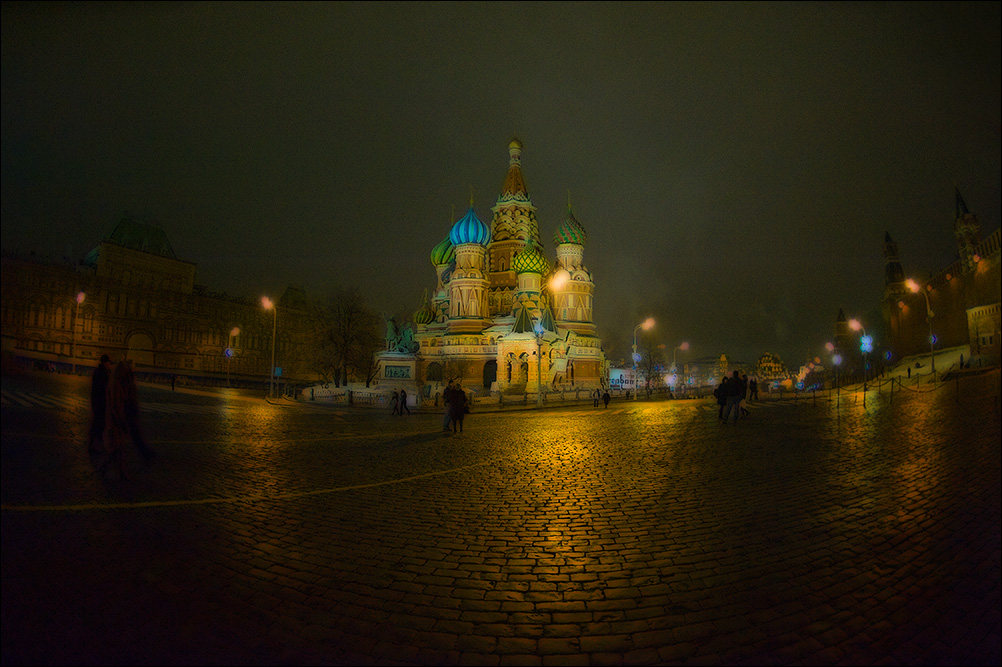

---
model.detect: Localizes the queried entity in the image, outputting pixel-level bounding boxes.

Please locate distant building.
[0,217,316,385]
[880,190,1000,365]
[756,352,788,380]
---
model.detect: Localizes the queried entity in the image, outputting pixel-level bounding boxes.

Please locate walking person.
[749,377,758,402]
[602,390,611,408]
[88,354,113,453]
[399,388,410,415]
[449,381,468,433]
[390,389,400,415]
[123,360,156,461]
[100,361,132,479]
[714,376,727,421]
[441,380,454,431]
[593,388,600,408]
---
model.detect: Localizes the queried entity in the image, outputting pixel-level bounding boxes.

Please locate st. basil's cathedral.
[376,139,608,395]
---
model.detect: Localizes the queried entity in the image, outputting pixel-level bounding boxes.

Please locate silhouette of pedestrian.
[593,388,600,407]
[170,374,176,391]
[723,371,743,424]
[602,390,611,408]
[714,376,727,421]
[399,388,410,415]
[749,377,758,402]
[123,360,156,461]
[101,361,132,479]
[449,381,467,433]
[87,355,113,453]
[391,390,400,415]
[740,374,751,417]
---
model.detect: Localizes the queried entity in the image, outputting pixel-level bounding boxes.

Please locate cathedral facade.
[378,139,607,394]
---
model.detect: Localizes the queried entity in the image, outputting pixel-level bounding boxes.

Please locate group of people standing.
[440,380,468,433]
[714,371,757,424]
[389,388,411,415]
[88,354,156,479]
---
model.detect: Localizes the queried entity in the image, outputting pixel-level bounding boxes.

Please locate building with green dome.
[378,140,607,395]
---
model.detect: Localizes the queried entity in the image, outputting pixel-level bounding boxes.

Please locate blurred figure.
[399,388,410,415]
[390,389,400,415]
[749,377,758,402]
[123,360,156,461]
[88,354,113,453]
[740,374,750,417]
[101,361,132,479]
[602,390,610,408]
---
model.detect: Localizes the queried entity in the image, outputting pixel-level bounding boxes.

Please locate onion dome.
[430,235,455,266]
[512,240,550,275]
[414,301,435,325]
[449,206,491,246]
[553,206,587,246]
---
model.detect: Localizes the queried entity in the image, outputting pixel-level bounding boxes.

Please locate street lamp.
[533,323,546,407]
[848,318,873,390]
[71,291,85,374]
[632,317,655,400]
[226,326,240,387]
[905,279,935,373]
[262,297,277,397]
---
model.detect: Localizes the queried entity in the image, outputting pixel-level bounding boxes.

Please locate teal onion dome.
[430,235,455,266]
[553,206,587,246]
[414,302,435,325]
[449,207,491,246]
[513,240,550,275]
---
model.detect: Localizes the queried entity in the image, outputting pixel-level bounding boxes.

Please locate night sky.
[3,2,999,367]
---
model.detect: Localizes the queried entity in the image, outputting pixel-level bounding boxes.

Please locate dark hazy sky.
[3,2,999,367]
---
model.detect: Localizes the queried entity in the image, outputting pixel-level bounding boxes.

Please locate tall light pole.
[905,279,935,373]
[227,326,240,388]
[849,318,873,391]
[534,323,544,407]
[632,318,655,400]
[262,297,277,397]
[71,291,85,374]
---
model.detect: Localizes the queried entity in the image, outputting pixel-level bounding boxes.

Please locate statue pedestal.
[376,352,417,386]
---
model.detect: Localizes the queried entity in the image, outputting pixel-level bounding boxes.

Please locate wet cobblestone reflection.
[2,373,999,665]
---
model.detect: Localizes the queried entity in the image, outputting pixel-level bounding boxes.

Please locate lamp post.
[632,318,655,400]
[262,297,277,397]
[905,279,935,373]
[226,326,240,387]
[534,323,544,407]
[849,318,873,393]
[71,291,85,374]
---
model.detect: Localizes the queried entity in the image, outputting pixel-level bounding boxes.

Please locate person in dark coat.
[713,376,727,421]
[722,371,744,424]
[88,354,113,452]
[123,360,156,461]
[448,381,467,433]
[399,388,410,415]
[602,390,611,408]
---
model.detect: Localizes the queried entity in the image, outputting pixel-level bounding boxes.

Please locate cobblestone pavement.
[2,372,1000,665]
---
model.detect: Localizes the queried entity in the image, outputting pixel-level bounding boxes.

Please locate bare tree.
[442,358,473,383]
[309,287,382,387]
[637,336,666,394]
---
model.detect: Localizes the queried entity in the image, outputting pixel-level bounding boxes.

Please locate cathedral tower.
[487,138,540,316]
[954,188,982,273]
[552,204,596,336]
[446,206,492,334]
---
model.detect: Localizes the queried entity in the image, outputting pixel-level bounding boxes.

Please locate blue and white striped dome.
[449,207,491,246]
